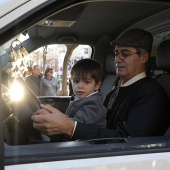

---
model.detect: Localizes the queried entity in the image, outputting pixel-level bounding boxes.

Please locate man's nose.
[115,55,122,63]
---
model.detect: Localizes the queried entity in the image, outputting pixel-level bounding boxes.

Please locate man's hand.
[31,104,75,136]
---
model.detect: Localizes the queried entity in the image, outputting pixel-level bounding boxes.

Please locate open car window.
[28,44,92,96]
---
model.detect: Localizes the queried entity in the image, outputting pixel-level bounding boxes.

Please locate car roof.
[1,0,170,47]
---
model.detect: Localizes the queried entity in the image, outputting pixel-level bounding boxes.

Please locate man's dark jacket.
[72,77,170,140]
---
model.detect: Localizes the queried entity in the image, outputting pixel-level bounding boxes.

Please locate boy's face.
[72,74,101,99]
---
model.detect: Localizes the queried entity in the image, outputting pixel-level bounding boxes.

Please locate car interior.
[2,0,170,165]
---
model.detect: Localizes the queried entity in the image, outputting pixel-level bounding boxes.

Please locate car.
[1,0,170,169]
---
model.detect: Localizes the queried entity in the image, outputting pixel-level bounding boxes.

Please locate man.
[31,28,170,139]
[25,65,41,96]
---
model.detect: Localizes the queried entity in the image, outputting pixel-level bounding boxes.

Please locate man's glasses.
[114,50,139,61]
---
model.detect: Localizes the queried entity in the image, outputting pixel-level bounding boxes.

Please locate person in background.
[40,68,59,96]
[32,28,170,140]
[25,65,41,96]
[23,66,33,79]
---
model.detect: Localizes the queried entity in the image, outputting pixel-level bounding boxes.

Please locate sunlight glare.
[9,82,24,101]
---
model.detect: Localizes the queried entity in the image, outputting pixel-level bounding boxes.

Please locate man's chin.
[116,70,126,77]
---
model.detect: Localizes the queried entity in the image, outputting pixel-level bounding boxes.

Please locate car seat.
[100,54,118,100]
[156,39,170,136]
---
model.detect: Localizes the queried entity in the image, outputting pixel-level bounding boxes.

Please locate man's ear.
[141,52,149,64]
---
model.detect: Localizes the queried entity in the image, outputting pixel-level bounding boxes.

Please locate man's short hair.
[32,65,39,70]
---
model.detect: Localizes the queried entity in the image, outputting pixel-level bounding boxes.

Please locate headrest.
[156,39,170,72]
[105,54,116,74]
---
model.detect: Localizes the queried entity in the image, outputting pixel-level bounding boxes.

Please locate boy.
[65,58,107,127]
[49,59,106,142]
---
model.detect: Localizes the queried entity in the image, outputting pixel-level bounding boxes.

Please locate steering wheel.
[2,77,42,145]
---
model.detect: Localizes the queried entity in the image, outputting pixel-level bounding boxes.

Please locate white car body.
[0,0,48,30]
[4,153,170,170]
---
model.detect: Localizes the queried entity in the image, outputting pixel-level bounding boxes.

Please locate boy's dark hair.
[70,59,103,83]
